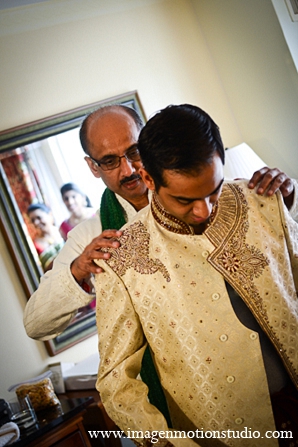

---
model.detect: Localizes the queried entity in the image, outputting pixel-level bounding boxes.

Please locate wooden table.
[12,397,94,447]
[58,390,122,447]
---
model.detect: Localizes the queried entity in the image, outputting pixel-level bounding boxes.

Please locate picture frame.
[0,90,146,356]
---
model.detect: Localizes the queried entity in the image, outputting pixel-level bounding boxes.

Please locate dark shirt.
[226,282,290,395]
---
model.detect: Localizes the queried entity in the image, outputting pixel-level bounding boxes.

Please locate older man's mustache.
[120,174,142,186]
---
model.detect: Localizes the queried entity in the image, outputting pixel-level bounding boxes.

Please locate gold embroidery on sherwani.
[105,221,171,281]
[151,185,270,319]
[152,192,218,235]
[205,183,269,317]
[205,184,298,387]
[152,193,194,234]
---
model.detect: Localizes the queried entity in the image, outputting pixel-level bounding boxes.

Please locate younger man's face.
[142,153,224,234]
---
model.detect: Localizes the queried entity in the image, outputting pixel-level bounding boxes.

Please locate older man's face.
[85,110,148,209]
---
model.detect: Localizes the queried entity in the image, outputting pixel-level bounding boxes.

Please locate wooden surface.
[25,412,92,447]
[59,390,122,447]
[12,397,94,447]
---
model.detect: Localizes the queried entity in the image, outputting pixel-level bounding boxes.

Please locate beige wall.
[193,0,298,176]
[0,0,297,399]
[0,0,239,144]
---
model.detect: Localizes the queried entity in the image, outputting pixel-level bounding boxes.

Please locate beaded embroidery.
[205,183,298,387]
[206,183,269,317]
[105,221,170,281]
[151,192,219,235]
[151,193,194,234]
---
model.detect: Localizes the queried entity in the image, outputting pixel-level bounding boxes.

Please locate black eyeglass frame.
[89,145,141,171]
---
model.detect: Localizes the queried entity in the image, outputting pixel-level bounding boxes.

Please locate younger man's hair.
[138,104,225,191]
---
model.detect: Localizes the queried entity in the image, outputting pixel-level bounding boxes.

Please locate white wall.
[193,0,298,177]
[271,0,298,72]
[0,0,239,144]
[1,0,298,399]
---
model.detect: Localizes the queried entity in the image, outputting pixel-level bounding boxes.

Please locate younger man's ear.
[85,156,102,179]
[140,168,156,191]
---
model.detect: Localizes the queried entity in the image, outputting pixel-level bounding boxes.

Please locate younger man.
[95,104,298,447]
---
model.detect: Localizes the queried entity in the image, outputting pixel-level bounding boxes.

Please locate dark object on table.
[0,399,11,427]
[12,397,94,447]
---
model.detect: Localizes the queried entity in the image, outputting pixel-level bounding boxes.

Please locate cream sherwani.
[94,181,298,447]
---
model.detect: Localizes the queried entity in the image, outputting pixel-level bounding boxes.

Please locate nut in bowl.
[15,378,60,412]
[8,372,61,414]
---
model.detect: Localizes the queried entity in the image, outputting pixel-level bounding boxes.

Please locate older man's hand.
[71,229,123,283]
[247,167,294,209]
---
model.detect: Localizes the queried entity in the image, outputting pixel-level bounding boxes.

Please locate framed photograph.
[0,91,146,355]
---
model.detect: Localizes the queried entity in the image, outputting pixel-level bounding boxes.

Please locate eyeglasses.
[89,146,141,171]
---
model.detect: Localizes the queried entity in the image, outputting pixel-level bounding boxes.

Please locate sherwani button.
[235,417,244,425]
[202,251,209,258]
[250,332,258,340]
[227,375,235,383]
[219,334,228,342]
[212,293,220,300]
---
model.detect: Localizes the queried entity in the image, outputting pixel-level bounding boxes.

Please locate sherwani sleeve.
[288,179,298,222]
[94,264,199,447]
[278,188,298,291]
[23,216,100,340]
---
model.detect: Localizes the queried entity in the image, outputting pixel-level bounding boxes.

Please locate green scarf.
[100,188,172,427]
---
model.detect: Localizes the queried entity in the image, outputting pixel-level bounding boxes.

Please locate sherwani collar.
[151,191,218,235]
